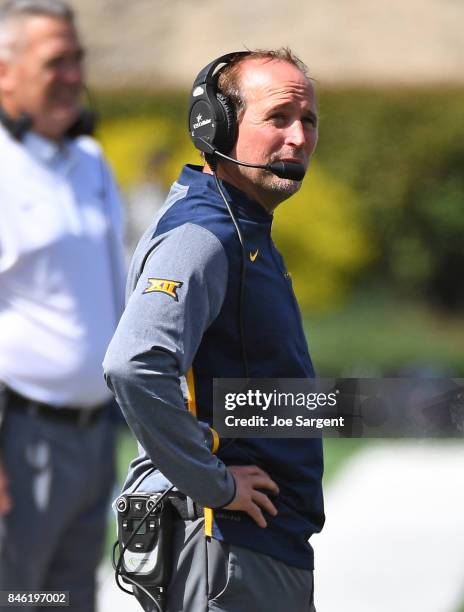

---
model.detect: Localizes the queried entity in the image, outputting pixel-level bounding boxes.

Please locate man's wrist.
[214,470,236,509]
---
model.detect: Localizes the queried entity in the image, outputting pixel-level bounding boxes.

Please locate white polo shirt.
[0,126,125,407]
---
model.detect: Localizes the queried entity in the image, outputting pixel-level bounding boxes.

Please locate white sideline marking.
[97,563,141,611]
[313,442,464,612]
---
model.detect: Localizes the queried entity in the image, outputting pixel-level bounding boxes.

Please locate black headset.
[188,51,250,155]
[0,106,97,141]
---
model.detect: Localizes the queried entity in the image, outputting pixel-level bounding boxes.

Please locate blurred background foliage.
[95,86,464,375]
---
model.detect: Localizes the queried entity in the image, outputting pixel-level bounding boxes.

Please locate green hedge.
[316,87,464,311]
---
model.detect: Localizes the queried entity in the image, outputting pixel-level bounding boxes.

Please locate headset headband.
[192,51,251,89]
[188,51,251,155]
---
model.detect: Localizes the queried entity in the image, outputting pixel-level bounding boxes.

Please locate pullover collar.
[179,164,273,226]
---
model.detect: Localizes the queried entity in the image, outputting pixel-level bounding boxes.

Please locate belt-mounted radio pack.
[113,488,174,612]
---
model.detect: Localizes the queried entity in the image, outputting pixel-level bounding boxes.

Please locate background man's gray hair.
[0,0,74,61]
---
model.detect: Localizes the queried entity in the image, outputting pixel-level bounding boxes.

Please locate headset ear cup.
[215,93,237,154]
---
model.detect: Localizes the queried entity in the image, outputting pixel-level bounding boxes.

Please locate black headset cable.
[209,160,249,379]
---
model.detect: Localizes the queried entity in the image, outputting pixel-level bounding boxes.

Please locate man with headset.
[0,0,125,609]
[104,48,323,611]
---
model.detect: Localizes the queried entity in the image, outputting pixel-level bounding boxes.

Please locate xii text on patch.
[143,278,183,301]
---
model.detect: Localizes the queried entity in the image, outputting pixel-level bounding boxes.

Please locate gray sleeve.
[103,222,235,508]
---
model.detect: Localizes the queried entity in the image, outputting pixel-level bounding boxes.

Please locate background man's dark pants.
[0,404,114,612]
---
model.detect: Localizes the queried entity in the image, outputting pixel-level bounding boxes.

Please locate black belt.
[168,492,204,520]
[5,387,107,428]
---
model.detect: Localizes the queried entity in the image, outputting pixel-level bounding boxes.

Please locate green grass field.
[304,293,464,376]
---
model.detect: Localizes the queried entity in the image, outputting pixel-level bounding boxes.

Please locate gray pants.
[135,517,316,612]
[0,405,115,612]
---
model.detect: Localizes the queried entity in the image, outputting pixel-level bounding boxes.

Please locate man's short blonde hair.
[217,47,310,121]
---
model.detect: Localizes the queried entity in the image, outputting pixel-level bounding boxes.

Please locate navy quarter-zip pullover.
[104,164,325,570]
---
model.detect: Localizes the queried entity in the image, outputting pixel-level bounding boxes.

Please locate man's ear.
[0,58,6,82]
[0,59,15,95]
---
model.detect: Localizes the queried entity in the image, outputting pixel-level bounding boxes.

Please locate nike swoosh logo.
[249,249,259,262]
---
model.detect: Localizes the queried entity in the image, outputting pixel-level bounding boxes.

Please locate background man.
[0,0,125,609]
[104,48,324,611]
